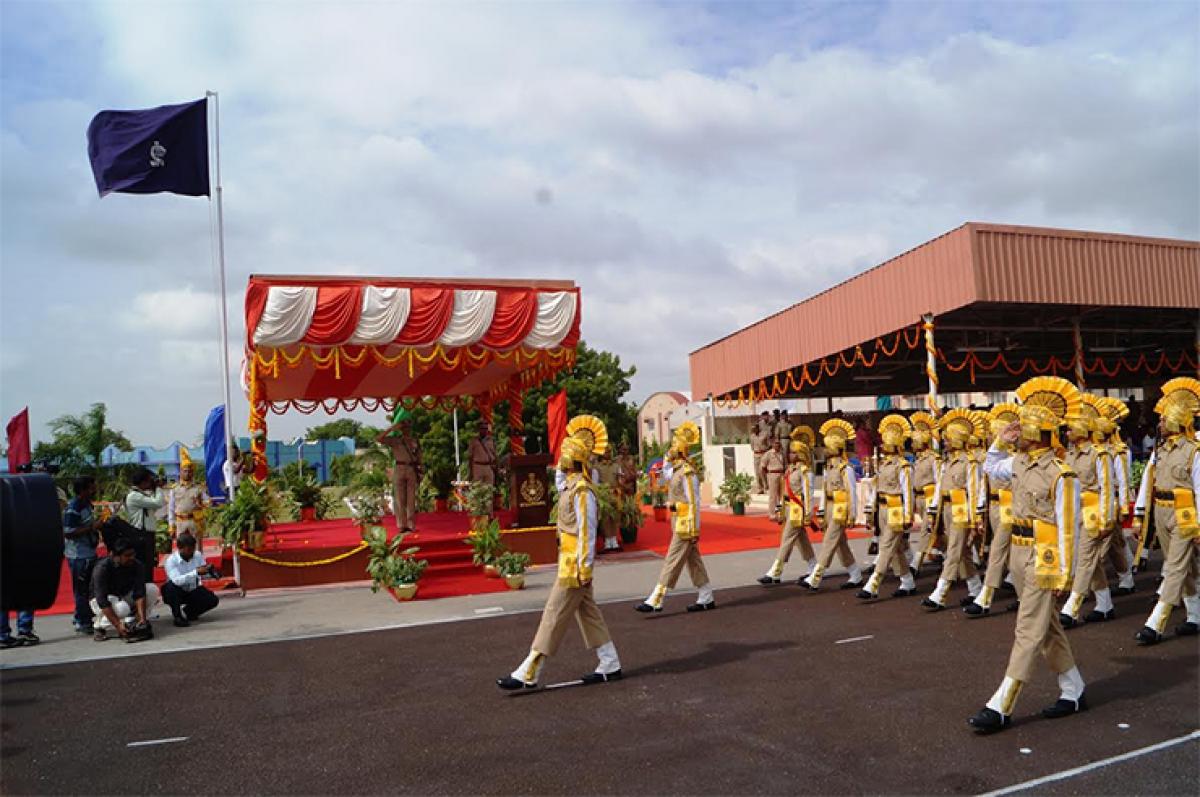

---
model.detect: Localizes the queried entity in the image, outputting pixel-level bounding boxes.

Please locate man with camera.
[124,467,166,583]
[161,533,220,627]
[89,539,160,642]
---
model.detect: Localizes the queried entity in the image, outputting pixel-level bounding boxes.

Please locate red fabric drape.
[480,289,537,349]
[244,280,271,346]
[396,288,454,345]
[547,390,568,460]
[6,408,31,472]
[303,286,362,345]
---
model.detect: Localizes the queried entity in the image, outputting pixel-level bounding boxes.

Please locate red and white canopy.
[244,276,581,412]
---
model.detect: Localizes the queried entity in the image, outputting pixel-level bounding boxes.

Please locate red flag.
[6,408,31,472]
[547,390,568,460]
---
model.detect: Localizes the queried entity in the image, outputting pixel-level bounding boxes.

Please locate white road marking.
[473,607,504,615]
[1019,748,1032,755]
[834,635,874,645]
[127,736,188,748]
[543,679,585,690]
[980,730,1200,796]
[1118,723,1130,730]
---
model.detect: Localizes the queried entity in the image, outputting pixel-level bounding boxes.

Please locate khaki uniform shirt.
[761,449,786,474]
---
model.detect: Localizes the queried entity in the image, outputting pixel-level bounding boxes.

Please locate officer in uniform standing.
[922,409,985,611]
[751,415,771,495]
[969,376,1086,733]
[965,403,1021,618]
[803,419,863,591]
[762,438,787,522]
[377,419,423,533]
[775,409,793,447]
[636,423,716,613]
[169,450,208,542]
[856,415,917,600]
[1133,378,1200,645]
[498,415,622,689]
[469,422,498,487]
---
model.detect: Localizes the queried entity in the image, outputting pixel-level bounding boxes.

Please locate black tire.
[1,474,65,610]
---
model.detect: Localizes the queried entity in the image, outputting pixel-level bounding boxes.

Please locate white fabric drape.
[523,291,577,349]
[253,286,318,346]
[437,289,497,347]
[349,286,411,344]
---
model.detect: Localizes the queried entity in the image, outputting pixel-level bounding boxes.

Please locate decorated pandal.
[237,276,582,592]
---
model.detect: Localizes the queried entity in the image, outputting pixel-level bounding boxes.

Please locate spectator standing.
[63,475,101,634]
[125,468,165,583]
[0,610,38,649]
[161,534,220,627]
[90,539,159,642]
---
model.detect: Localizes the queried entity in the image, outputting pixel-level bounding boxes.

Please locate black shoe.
[892,587,918,598]
[173,615,191,628]
[839,579,863,590]
[856,589,876,600]
[799,577,818,591]
[1084,609,1115,623]
[1060,613,1079,629]
[1006,601,1020,613]
[968,707,1011,734]
[862,565,876,577]
[921,598,945,612]
[1177,621,1199,636]
[1134,626,1162,646]
[963,602,990,618]
[0,637,20,650]
[581,670,623,685]
[93,628,109,642]
[757,575,781,586]
[959,596,976,607]
[1114,586,1136,596]
[1041,695,1087,719]
[634,602,661,613]
[16,631,39,646]
[496,676,537,691]
[867,540,879,556]
[73,624,94,635]
[686,601,716,612]
[997,582,1016,595]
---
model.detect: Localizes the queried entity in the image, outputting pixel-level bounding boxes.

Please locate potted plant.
[651,487,668,522]
[717,472,753,516]
[348,486,388,533]
[289,476,329,522]
[619,495,644,545]
[465,481,495,530]
[637,474,652,505]
[362,525,428,601]
[209,479,275,551]
[496,550,531,590]
[465,517,506,577]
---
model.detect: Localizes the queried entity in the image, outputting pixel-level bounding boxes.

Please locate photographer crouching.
[161,533,219,627]
[90,539,159,642]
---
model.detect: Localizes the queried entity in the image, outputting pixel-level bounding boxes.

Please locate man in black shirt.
[89,540,160,642]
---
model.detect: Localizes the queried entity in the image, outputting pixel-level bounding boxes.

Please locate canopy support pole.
[508,383,526,457]
[1073,317,1087,390]
[922,313,940,416]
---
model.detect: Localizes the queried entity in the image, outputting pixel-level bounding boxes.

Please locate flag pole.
[207,90,240,586]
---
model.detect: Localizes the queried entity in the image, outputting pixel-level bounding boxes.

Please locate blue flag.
[204,405,228,501]
[87,99,209,197]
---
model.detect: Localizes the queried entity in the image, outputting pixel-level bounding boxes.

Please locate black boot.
[1041,695,1087,719]
[686,600,716,612]
[963,602,990,618]
[496,676,537,691]
[1176,621,1199,636]
[1060,613,1079,629]
[968,707,1010,734]
[581,670,622,685]
[1084,609,1115,623]
[634,602,661,613]
[757,575,781,586]
[856,589,875,600]
[892,587,917,598]
[1134,626,1162,646]
[921,597,944,612]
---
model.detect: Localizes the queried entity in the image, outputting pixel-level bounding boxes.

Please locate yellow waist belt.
[1169,489,1198,539]
[674,502,698,539]
[828,490,849,523]
[556,530,589,587]
[1033,518,1069,591]
[996,489,1013,528]
[922,485,936,502]
[787,500,806,526]
[949,488,970,526]
[881,494,904,527]
[1080,491,1102,535]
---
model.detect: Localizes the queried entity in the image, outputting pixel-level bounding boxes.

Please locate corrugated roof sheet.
[690,222,1200,399]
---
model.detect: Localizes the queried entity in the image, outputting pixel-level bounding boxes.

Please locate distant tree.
[304,419,383,450]
[33,403,132,476]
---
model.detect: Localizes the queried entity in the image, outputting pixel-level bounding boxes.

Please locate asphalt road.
[2,573,1197,795]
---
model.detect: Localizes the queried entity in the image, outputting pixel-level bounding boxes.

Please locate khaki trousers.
[1004,542,1075,681]
[658,535,710,589]
[912,495,938,552]
[873,514,909,579]
[1103,528,1131,576]
[982,503,1015,593]
[771,519,815,574]
[766,472,784,518]
[531,581,611,657]
[392,465,418,531]
[753,452,766,492]
[471,466,495,486]
[1071,523,1120,595]
[816,519,855,571]
[938,507,975,583]
[1157,505,1199,606]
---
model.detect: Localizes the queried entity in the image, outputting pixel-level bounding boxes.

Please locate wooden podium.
[504,454,556,564]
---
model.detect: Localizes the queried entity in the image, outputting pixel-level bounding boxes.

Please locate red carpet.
[34,508,864,614]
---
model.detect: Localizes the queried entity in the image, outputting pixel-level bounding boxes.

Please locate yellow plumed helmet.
[1015,376,1082,430]
[672,421,701,449]
[565,414,609,457]
[179,448,193,469]
[790,425,816,448]
[1157,377,1200,431]
[909,411,937,446]
[819,418,853,451]
[877,413,911,449]
[1098,396,1130,423]
[789,439,808,456]
[988,402,1020,424]
[940,408,982,446]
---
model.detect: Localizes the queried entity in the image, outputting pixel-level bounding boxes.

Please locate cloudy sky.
[1,1,1197,448]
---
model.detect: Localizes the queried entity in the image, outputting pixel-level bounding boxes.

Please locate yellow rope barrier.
[236,541,368,567]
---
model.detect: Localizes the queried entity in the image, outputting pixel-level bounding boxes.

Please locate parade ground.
[2,541,1197,796]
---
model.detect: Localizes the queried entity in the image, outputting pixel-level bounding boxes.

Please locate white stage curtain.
[349,286,411,344]
[523,291,577,349]
[253,286,317,346]
[437,289,497,347]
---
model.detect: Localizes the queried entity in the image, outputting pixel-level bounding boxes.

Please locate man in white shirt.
[161,534,220,627]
